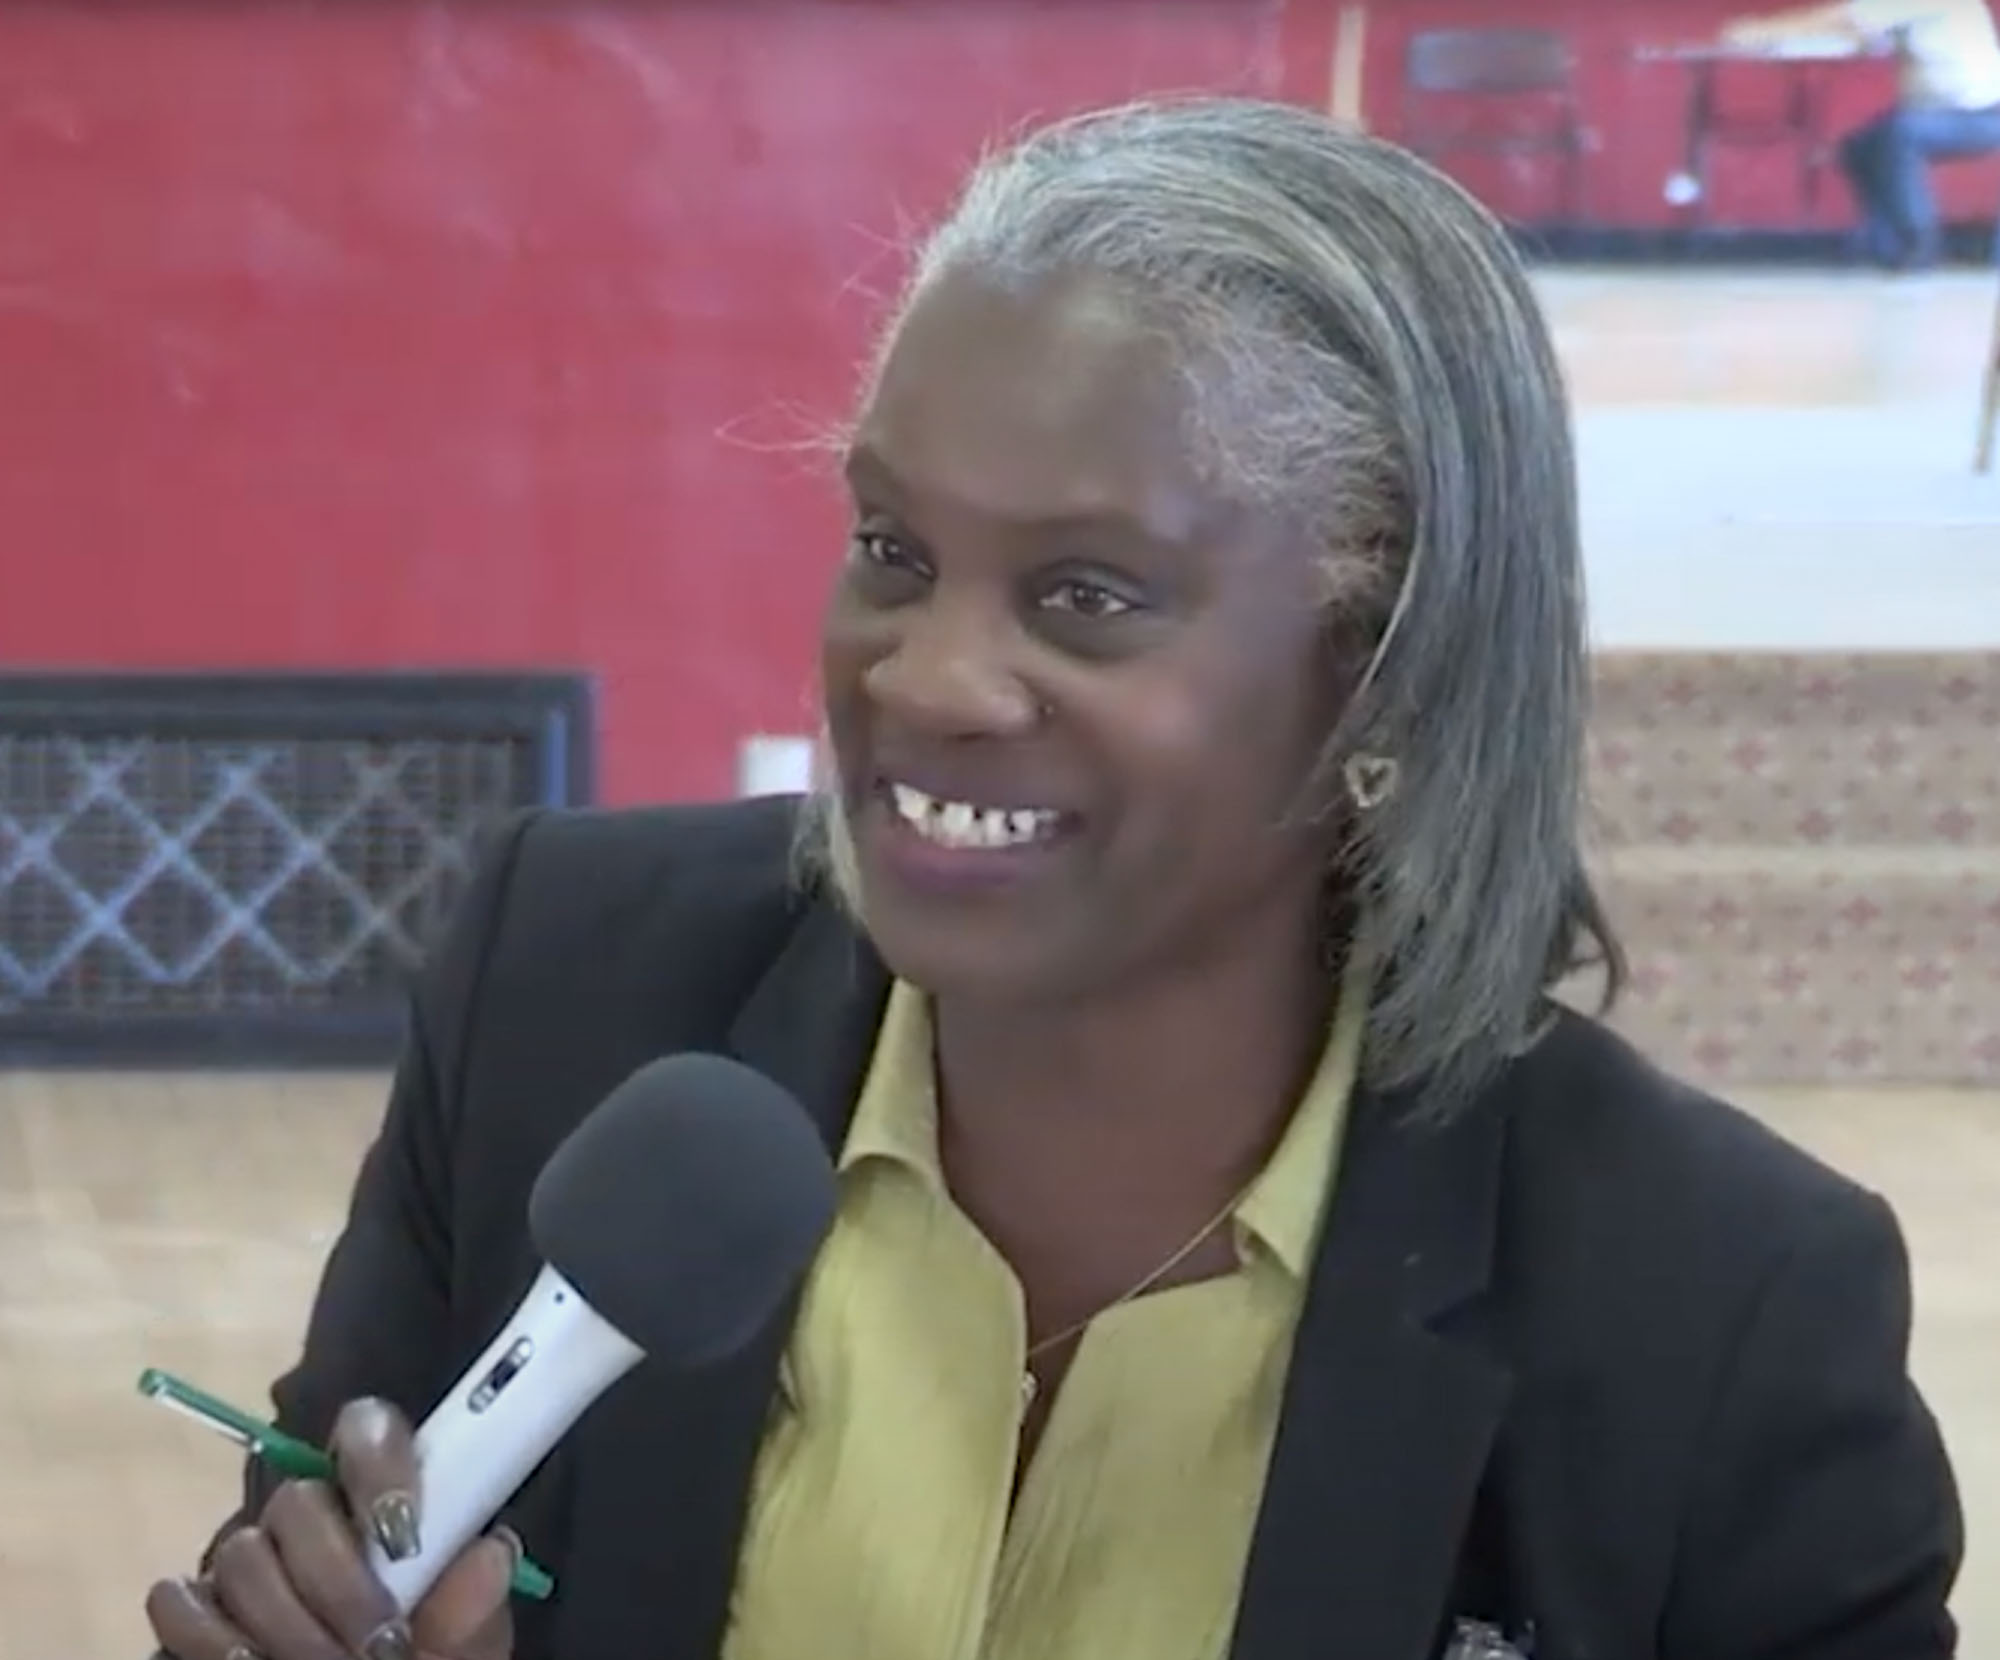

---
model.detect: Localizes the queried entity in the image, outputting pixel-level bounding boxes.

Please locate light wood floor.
[1541,268,2000,653]
[1542,265,1994,411]
[1,1070,1993,1657]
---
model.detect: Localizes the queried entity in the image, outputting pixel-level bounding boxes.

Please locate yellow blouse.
[721,951,1371,1660]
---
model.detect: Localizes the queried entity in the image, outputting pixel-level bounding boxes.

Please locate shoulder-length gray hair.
[797,96,1623,1118]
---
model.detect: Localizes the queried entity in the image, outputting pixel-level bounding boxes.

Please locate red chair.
[1401,29,1588,224]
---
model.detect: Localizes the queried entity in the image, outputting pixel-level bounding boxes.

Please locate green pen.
[136,1368,555,1602]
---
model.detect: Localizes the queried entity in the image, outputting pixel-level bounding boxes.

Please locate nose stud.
[1342,752,1399,811]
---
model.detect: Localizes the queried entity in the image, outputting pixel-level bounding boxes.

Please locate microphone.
[361,1052,837,1611]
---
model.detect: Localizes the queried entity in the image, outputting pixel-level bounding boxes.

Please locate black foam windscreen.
[526,1053,836,1368]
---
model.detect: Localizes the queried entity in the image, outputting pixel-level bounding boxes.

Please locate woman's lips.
[860,782,1080,893]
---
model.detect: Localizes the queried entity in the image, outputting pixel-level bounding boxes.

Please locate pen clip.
[148,1386,256,1448]
[137,1367,266,1453]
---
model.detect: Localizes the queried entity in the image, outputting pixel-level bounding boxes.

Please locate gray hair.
[799,96,1623,1118]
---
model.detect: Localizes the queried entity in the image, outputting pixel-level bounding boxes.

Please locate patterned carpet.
[1583,651,2000,1087]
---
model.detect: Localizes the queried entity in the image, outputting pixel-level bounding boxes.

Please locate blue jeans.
[1838,102,2000,266]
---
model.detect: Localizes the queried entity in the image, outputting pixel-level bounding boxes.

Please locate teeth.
[889,784,1056,850]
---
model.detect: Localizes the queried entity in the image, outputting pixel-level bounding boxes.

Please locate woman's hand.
[145,1397,516,1660]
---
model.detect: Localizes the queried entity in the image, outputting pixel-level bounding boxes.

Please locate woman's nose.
[861,602,1040,740]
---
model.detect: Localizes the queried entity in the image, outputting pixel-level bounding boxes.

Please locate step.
[1587,652,2000,853]
[1574,855,2000,1088]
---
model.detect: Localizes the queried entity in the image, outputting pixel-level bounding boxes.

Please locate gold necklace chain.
[1018,1185,1247,1406]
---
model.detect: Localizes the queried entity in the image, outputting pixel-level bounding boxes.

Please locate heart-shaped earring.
[1342,752,1399,811]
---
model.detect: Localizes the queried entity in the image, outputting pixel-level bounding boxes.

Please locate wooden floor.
[1541,267,2000,652]
[1543,265,1994,410]
[2,1070,1995,1657]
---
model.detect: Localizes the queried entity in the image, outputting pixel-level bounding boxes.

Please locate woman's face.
[820,268,1344,1004]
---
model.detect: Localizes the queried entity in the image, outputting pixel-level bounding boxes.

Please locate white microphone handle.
[364,1261,644,1611]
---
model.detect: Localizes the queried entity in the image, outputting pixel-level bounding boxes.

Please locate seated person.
[1726,0,2000,267]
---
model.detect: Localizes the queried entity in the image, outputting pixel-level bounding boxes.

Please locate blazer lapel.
[724,896,890,1155]
[1230,1077,1515,1660]
[554,894,886,1660]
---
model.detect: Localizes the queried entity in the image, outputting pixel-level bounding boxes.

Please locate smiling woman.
[819,263,1342,1010]
[150,98,1960,1660]
[805,102,1618,1110]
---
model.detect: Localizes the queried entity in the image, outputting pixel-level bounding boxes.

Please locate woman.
[146,98,1962,1660]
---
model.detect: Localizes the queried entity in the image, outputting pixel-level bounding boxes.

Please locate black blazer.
[231,798,1963,1660]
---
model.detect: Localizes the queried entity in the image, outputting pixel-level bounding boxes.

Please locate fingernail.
[362,1621,415,1660]
[492,1523,524,1571]
[225,1647,263,1660]
[369,1490,421,1562]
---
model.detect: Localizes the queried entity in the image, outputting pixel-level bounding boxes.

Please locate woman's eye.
[851,529,923,572]
[1040,579,1136,620]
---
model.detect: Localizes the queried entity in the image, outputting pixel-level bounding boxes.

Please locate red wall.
[0,1,1325,804]
[2,1,1991,804]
